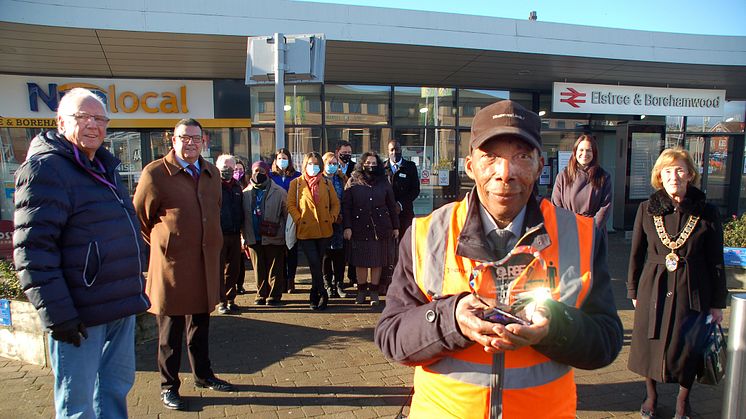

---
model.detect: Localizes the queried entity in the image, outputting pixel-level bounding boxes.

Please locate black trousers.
[219,233,242,303]
[322,248,345,288]
[286,243,298,291]
[299,238,330,305]
[156,313,213,391]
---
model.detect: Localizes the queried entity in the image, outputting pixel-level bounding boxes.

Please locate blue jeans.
[48,315,136,419]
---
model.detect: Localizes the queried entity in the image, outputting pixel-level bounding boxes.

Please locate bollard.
[722,293,746,419]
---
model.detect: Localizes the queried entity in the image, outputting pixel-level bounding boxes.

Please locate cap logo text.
[492,113,524,120]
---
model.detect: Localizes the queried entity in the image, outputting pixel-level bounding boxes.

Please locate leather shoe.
[195,376,236,392]
[161,389,185,410]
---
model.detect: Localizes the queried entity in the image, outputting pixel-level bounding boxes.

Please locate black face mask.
[363,165,377,173]
[252,173,268,184]
[391,152,402,162]
[220,169,234,180]
[339,154,352,164]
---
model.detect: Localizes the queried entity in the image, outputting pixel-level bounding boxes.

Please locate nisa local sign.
[0,75,214,119]
[552,82,725,117]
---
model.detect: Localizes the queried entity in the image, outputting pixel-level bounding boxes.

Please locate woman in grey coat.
[551,135,612,229]
[627,148,727,419]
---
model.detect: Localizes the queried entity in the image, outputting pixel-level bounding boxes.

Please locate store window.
[0,127,44,221]
[458,89,510,128]
[325,127,392,159]
[687,101,746,133]
[394,87,455,127]
[250,127,324,166]
[104,131,142,194]
[325,85,389,126]
[250,84,322,125]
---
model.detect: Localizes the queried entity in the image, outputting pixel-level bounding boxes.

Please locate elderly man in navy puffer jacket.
[13,87,150,419]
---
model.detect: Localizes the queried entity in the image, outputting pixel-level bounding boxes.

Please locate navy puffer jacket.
[13,131,150,329]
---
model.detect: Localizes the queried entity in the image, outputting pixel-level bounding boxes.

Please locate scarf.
[303,172,321,202]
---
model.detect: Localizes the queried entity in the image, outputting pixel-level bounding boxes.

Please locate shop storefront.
[0,75,251,257]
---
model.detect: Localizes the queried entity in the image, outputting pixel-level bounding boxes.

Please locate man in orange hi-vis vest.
[375,100,623,419]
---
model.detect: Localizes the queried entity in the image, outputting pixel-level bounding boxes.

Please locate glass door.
[684,135,733,216]
[394,128,457,215]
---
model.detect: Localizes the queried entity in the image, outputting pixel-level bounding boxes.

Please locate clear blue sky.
[298,0,746,36]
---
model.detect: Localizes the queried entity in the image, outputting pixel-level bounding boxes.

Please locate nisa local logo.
[27,82,189,114]
[559,87,586,108]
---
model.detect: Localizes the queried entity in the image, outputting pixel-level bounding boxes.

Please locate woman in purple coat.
[343,151,399,306]
[551,135,612,229]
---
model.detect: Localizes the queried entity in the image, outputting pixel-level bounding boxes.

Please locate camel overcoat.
[626,186,727,384]
[133,150,223,315]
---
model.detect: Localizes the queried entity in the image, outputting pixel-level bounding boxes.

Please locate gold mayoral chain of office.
[653,214,700,272]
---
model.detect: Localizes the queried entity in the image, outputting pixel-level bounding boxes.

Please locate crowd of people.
[11,87,728,418]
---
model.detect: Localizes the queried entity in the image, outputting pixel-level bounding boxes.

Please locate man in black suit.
[335,140,356,292]
[336,140,355,177]
[384,140,420,234]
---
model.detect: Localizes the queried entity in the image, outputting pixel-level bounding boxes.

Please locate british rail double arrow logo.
[559,87,586,108]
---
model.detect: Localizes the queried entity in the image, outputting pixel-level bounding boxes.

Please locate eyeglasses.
[175,135,203,144]
[66,112,110,125]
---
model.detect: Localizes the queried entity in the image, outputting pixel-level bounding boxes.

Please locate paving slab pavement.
[0,232,733,418]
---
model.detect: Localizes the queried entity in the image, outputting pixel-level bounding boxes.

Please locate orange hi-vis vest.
[409,197,595,419]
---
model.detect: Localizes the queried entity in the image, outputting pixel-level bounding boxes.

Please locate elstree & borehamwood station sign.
[552,82,725,117]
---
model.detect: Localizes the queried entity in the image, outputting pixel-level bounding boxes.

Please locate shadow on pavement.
[135,313,378,375]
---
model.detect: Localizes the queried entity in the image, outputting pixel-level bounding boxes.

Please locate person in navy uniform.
[384,140,420,235]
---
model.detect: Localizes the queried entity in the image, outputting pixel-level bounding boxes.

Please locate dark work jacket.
[626,186,727,384]
[343,172,400,241]
[384,159,420,219]
[13,131,150,329]
[220,179,244,234]
[375,189,623,370]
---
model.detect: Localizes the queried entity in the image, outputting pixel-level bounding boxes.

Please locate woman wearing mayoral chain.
[627,148,727,419]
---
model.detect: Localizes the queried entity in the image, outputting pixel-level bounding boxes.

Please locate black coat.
[343,173,400,241]
[13,131,150,328]
[220,179,244,234]
[626,186,727,384]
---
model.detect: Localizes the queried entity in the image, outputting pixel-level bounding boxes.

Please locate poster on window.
[629,133,661,199]
[557,151,572,174]
[540,165,551,185]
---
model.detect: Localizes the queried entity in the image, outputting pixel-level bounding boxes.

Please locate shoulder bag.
[285,182,299,249]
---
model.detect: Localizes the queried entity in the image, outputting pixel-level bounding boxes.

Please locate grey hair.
[56,88,108,131]
[215,154,236,168]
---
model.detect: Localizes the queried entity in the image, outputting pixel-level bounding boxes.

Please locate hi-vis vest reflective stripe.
[409,198,595,419]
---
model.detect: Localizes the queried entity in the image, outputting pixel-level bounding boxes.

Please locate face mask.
[220,168,234,180]
[363,165,377,173]
[252,173,267,184]
[277,158,289,170]
[339,154,352,164]
[306,164,321,177]
[233,169,244,181]
[325,164,338,175]
[392,152,403,162]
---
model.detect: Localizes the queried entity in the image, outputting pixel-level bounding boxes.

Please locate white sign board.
[0,75,214,119]
[557,151,573,174]
[552,82,725,117]
[540,165,551,185]
[438,170,449,186]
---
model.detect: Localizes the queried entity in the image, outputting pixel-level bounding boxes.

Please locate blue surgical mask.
[277,158,289,169]
[325,164,338,175]
[306,164,321,177]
